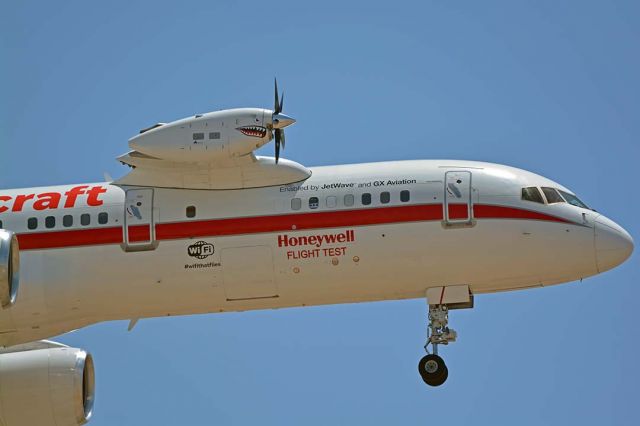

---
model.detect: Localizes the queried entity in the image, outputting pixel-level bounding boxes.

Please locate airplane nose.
[594,216,634,273]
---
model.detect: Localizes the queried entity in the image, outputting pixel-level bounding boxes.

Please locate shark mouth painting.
[237,126,267,138]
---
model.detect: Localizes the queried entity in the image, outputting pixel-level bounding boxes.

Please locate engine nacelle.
[0,230,19,308]
[0,346,95,426]
[129,108,275,163]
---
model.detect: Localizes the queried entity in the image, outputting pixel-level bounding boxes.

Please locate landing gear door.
[124,188,156,251]
[222,246,278,301]
[444,171,473,225]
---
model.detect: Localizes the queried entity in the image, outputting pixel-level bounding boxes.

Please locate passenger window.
[309,197,319,209]
[192,132,205,140]
[521,187,544,204]
[361,193,371,205]
[208,132,220,140]
[80,214,90,226]
[326,196,337,208]
[291,198,302,211]
[344,194,354,207]
[380,192,390,204]
[63,215,73,227]
[27,217,37,230]
[45,216,55,229]
[541,187,565,204]
[98,212,108,224]
[400,190,410,202]
[186,206,196,218]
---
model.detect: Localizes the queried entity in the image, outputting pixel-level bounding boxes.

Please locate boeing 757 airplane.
[0,82,633,425]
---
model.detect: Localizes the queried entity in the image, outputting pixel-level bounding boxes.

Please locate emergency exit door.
[124,188,156,251]
[444,171,473,224]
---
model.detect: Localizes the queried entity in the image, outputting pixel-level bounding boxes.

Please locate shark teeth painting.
[236,125,267,138]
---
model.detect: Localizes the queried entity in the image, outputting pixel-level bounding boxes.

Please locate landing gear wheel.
[418,354,448,386]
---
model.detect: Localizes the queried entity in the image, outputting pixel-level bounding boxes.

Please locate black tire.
[418,354,448,386]
[427,364,448,386]
[420,364,448,386]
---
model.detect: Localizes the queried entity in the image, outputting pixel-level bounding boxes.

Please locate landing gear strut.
[419,304,458,387]
[418,285,473,387]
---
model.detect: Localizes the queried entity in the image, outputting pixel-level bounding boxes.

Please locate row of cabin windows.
[26,212,109,230]
[193,132,220,141]
[291,190,410,211]
[181,190,412,218]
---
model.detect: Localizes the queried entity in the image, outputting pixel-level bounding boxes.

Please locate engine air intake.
[0,229,20,308]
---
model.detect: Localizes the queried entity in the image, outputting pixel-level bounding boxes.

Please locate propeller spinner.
[271,79,295,163]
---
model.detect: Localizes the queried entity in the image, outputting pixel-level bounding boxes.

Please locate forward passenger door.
[444,171,473,225]
[123,188,156,251]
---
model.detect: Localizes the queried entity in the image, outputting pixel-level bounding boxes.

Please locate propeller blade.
[275,129,281,163]
[274,78,281,114]
[272,79,292,164]
[279,91,284,115]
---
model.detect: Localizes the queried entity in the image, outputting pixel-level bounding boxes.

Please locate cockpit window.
[521,187,544,204]
[541,187,565,204]
[558,190,590,209]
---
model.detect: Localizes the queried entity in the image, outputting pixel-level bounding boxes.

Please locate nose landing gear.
[419,304,456,386]
[419,285,473,387]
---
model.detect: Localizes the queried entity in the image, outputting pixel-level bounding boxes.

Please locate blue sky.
[2,1,639,424]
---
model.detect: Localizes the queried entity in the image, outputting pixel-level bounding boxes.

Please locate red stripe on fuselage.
[473,204,573,223]
[128,225,151,243]
[17,227,123,250]
[447,203,469,220]
[15,203,573,251]
[155,204,443,240]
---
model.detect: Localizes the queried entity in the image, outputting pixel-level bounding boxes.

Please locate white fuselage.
[0,160,633,346]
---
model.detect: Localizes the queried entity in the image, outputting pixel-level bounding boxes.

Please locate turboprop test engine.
[128,81,295,164]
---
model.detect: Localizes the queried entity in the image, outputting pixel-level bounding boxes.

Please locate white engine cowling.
[129,108,275,163]
[0,346,95,426]
[0,230,19,308]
